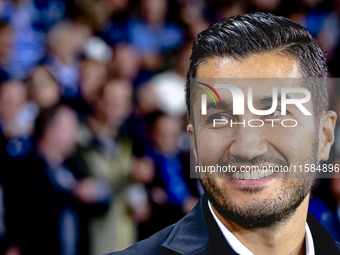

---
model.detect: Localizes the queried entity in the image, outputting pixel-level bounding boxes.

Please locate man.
[107,13,340,255]
[6,104,110,255]
[76,79,153,254]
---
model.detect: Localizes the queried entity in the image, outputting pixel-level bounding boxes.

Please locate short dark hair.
[185,12,328,119]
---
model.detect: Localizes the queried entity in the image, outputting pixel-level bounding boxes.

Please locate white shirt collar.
[208,201,315,255]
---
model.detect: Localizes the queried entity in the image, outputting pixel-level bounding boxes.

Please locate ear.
[187,124,198,163]
[319,111,337,161]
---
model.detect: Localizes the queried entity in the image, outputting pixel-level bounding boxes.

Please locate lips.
[226,169,278,187]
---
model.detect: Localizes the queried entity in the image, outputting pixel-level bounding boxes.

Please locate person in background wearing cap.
[77,36,112,119]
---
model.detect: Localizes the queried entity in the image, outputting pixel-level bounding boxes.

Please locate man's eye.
[207,113,231,123]
[263,109,282,118]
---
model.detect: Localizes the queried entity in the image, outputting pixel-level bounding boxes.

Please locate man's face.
[99,80,132,128]
[49,107,78,157]
[189,53,334,228]
[153,116,181,155]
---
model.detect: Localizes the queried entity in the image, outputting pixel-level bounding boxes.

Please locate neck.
[211,195,310,255]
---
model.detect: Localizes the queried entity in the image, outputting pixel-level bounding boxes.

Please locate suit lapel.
[161,195,238,255]
[202,195,239,255]
[307,212,340,255]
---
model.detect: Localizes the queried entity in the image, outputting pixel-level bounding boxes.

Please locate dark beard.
[201,177,313,229]
[199,129,319,229]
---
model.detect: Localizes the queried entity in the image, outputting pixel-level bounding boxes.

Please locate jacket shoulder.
[105,224,176,255]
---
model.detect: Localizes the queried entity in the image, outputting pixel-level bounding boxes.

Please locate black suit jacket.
[107,195,340,255]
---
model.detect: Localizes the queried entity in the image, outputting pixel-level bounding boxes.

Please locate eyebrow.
[206,100,232,111]
[258,94,281,105]
[257,94,293,105]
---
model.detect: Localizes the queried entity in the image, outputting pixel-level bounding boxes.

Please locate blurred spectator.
[82,78,133,138]
[63,36,113,120]
[0,0,65,79]
[178,0,206,25]
[177,0,208,41]
[129,0,183,71]
[5,104,111,255]
[76,79,150,254]
[98,0,131,46]
[0,80,30,138]
[146,43,190,117]
[109,43,140,84]
[125,83,161,157]
[45,20,91,99]
[80,37,111,105]
[27,66,60,110]
[139,111,198,240]
[0,79,38,161]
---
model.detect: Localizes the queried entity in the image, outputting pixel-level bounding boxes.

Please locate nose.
[229,123,268,160]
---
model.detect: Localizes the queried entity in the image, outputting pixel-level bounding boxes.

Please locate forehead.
[196,54,301,79]
[104,82,132,97]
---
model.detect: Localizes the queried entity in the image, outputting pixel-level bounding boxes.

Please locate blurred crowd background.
[0,0,340,254]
